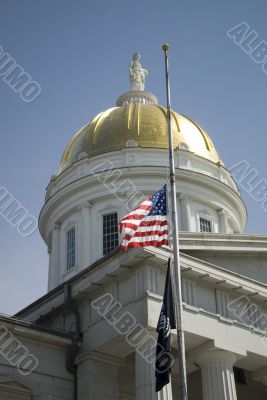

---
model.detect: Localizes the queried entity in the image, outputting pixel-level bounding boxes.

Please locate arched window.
[126,139,138,148]
[78,152,87,160]
[178,142,189,151]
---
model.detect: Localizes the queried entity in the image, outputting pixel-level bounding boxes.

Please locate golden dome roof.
[60,103,222,172]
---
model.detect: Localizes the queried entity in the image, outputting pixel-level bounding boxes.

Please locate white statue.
[129,53,148,91]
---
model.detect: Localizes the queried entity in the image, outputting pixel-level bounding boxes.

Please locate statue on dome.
[129,53,148,91]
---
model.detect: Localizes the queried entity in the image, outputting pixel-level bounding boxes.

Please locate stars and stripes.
[119,185,169,250]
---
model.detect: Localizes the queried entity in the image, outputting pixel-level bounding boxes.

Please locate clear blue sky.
[1,0,267,315]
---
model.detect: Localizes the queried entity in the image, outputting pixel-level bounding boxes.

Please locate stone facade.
[4,242,266,400]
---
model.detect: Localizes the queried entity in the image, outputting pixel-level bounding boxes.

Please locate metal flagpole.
[162,43,188,400]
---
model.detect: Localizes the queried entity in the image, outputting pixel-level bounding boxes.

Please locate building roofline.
[16,232,267,318]
[15,247,120,317]
[0,313,75,342]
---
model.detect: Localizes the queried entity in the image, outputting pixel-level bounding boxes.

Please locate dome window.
[66,227,76,270]
[199,217,212,233]
[103,212,119,255]
[78,152,87,160]
[178,143,189,151]
[126,139,138,148]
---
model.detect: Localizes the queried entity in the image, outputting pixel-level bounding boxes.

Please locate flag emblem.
[119,185,168,250]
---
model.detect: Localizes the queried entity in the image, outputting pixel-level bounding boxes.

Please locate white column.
[179,194,191,231]
[48,223,61,291]
[47,247,52,291]
[196,350,237,400]
[78,201,92,269]
[135,351,173,400]
[218,209,229,234]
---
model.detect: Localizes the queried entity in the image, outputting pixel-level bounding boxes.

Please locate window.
[103,212,119,255]
[66,227,76,270]
[200,217,212,233]
[178,142,189,151]
[126,139,137,148]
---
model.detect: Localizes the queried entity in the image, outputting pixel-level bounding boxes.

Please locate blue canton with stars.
[148,185,167,216]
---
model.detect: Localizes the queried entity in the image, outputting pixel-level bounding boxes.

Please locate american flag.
[119,185,169,250]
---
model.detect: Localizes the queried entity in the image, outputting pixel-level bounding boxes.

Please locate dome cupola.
[59,105,222,174]
[59,53,222,174]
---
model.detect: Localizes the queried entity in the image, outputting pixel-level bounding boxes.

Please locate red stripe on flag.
[140,220,168,227]
[120,220,168,231]
[123,230,168,240]
[120,214,149,221]
[120,239,169,250]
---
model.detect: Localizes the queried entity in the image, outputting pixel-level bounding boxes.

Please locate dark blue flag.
[155,258,176,392]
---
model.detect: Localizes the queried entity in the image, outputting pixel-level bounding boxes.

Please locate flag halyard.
[119,185,168,250]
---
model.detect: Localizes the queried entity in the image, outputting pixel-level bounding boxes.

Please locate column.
[77,356,121,400]
[218,209,229,234]
[47,247,52,291]
[179,194,191,231]
[135,351,173,400]
[48,223,61,291]
[196,350,237,400]
[78,201,92,269]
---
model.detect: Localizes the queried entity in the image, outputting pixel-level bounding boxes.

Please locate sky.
[0,0,267,315]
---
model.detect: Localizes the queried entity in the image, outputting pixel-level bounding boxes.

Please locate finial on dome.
[129,53,148,91]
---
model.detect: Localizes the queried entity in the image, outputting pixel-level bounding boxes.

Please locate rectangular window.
[200,217,212,233]
[66,227,76,270]
[103,212,119,256]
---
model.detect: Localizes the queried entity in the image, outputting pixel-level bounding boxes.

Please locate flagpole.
[162,43,188,400]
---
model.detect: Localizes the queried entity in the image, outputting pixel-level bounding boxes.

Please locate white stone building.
[1,56,267,400]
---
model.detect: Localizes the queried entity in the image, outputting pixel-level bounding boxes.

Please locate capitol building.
[0,55,267,400]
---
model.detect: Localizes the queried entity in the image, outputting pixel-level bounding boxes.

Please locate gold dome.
[60,104,222,172]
